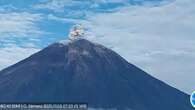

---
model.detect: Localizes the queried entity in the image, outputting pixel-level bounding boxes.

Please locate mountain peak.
[48,39,108,59]
[53,39,94,49]
[56,38,100,47]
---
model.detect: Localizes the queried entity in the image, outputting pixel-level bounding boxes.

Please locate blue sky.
[0,0,164,48]
[0,0,195,94]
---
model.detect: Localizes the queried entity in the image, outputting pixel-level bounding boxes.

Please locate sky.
[0,0,194,94]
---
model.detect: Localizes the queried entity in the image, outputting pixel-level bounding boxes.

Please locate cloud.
[33,0,81,12]
[0,12,44,37]
[82,0,195,94]
[0,10,45,70]
[0,5,17,12]
[0,46,40,70]
[33,0,131,13]
[47,14,82,23]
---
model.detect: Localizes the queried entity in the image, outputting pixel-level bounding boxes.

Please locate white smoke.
[68,24,85,40]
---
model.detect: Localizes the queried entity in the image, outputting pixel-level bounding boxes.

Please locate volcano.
[0,39,193,110]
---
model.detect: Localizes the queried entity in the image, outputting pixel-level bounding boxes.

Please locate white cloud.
[33,0,80,12]
[0,46,40,70]
[82,0,195,94]
[33,0,130,12]
[0,12,44,37]
[0,11,43,69]
[0,5,17,12]
[47,14,82,23]
[91,0,129,4]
